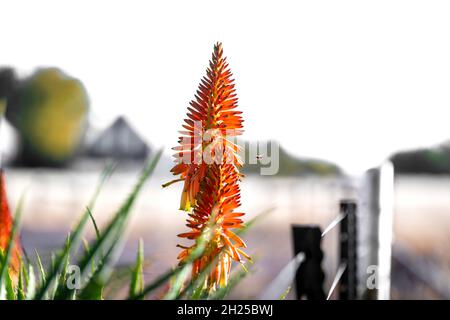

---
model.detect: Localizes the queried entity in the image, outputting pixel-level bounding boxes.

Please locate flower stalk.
[168,42,248,289]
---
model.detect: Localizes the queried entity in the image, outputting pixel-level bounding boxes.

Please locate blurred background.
[0,0,449,299]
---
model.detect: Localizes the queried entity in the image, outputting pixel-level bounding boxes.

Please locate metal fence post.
[339,200,358,300]
[291,225,325,300]
[359,161,394,300]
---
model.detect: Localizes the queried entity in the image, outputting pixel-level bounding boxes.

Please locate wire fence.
[259,162,396,300]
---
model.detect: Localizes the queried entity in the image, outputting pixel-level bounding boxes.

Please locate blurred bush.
[1,67,89,166]
[391,143,450,175]
[242,140,342,176]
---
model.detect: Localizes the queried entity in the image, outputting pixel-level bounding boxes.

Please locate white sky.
[2,0,450,172]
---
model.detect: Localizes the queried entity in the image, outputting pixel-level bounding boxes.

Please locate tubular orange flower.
[168,42,248,289]
[0,171,22,283]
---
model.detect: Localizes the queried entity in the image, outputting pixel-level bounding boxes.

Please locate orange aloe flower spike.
[170,42,247,289]
[0,171,22,284]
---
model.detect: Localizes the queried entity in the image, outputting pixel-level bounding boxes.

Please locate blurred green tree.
[4,68,89,166]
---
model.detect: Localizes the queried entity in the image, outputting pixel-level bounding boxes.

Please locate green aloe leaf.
[87,207,100,240]
[17,264,26,300]
[5,271,15,300]
[33,164,114,300]
[57,150,162,300]
[34,250,46,288]
[25,264,36,300]
[129,239,144,299]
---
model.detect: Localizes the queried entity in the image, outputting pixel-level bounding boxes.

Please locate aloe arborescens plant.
[167,42,249,290]
[0,171,22,284]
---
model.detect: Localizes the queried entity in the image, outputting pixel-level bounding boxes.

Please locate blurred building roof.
[87,116,149,160]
